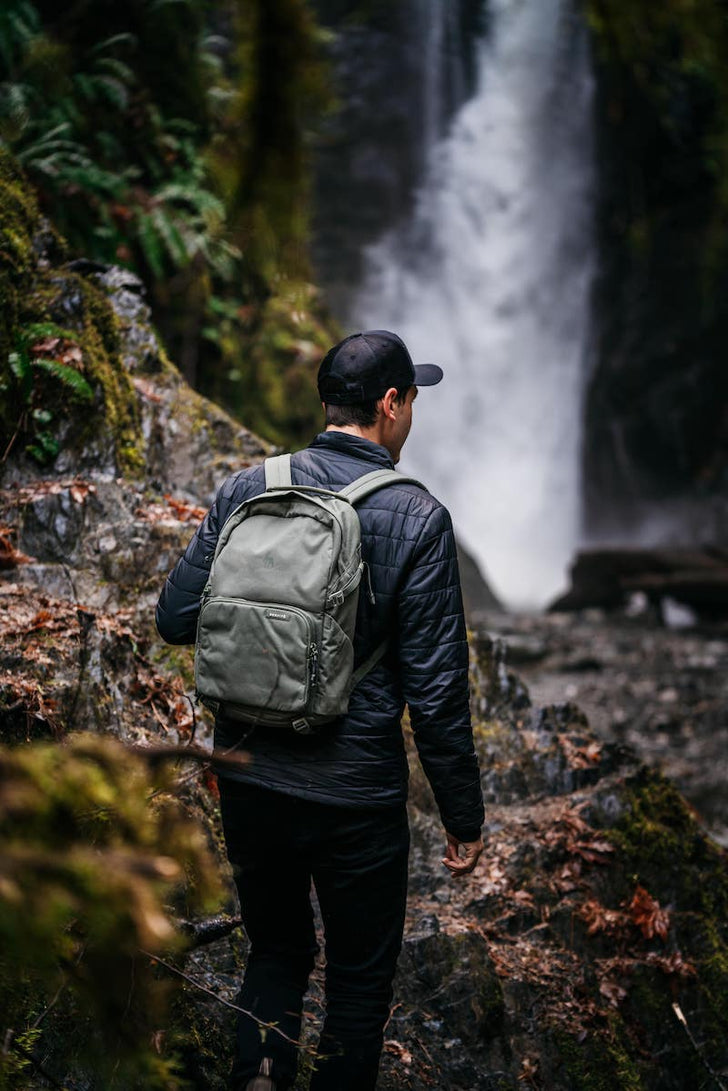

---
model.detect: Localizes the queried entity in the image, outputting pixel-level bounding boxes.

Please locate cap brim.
[413,363,443,387]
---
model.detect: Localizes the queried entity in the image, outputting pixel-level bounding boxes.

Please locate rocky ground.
[485,608,728,848]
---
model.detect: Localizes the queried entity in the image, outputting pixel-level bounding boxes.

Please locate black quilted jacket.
[155,431,484,841]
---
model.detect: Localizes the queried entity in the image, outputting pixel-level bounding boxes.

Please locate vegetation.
[0,0,338,448]
[584,0,728,261]
[0,734,223,1088]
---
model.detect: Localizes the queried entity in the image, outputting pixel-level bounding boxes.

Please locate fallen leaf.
[628,885,670,941]
[0,529,35,568]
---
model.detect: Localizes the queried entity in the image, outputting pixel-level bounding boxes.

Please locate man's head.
[317,330,443,463]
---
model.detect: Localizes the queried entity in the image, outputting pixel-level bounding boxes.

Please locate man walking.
[156,330,484,1090]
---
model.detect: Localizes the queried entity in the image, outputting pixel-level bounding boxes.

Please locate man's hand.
[441,831,484,878]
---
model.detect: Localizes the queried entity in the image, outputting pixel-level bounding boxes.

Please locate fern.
[87,32,137,57]
[32,359,94,401]
[21,321,74,340]
[0,0,40,75]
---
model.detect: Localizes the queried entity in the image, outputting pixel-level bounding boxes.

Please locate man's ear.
[380,387,399,420]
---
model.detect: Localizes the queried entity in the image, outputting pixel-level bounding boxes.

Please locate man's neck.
[325,423,396,458]
[325,424,374,442]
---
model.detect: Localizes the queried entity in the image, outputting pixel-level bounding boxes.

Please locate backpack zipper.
[308,642,319,690]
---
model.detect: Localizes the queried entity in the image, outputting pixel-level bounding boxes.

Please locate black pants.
[218,779,410,1091]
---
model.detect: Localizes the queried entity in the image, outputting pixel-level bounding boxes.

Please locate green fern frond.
[0,80,33,138]
[32,358,94,401]
[157,181,224,219]
[149,205,189,266]
[95,56,135,84]
[73,71,96,102]
[138,215,166,279]
[26,429,60,463]
[87,32,137,57]
[19,322,76,348]
[8,350,29,383]
[0,1,40,74]
[93,74,130,110]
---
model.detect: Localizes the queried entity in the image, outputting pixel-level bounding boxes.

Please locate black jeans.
[218,779,410,1091]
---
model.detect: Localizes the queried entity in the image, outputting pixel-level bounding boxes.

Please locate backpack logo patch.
[265,609,290,622]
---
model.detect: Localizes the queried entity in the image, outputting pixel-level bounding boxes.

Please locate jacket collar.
[309,430,395,469]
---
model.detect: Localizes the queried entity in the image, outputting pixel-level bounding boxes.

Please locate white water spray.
[351,0,595,609]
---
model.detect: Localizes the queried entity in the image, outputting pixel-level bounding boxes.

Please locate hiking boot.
[245,1057,275,1091]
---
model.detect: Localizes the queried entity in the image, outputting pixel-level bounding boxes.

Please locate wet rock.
[551,546,728,618]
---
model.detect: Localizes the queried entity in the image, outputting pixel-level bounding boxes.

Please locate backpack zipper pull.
[308,642,319,688]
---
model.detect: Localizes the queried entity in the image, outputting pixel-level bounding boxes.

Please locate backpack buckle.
[291,718,313,735]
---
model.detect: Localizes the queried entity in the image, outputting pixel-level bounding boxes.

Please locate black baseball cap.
[317,330,443,405]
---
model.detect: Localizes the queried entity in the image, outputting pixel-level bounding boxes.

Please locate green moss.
[0,150,145,475]
[204,276,338,448]
[552,1023,645,1091]
[606,768,728,1071]
[151,645,195,693]
[72,275,144,475]
[609,768,728,916]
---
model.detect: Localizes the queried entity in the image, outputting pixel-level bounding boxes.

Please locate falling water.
[350,0,595,609]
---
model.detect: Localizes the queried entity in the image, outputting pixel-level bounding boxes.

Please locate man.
[156,330,484,1091]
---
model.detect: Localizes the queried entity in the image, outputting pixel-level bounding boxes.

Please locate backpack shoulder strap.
[350,641,389,689]
[264,453,292,489]
[339,468,425,506]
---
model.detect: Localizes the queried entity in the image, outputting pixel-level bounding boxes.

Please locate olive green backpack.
[194,454,422,734]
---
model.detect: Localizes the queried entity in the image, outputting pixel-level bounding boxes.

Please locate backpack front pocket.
[195,597,316,713]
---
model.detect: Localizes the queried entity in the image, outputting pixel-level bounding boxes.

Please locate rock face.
[583,5,728,541]
[310,0,486,316]
[1,225,727,1086]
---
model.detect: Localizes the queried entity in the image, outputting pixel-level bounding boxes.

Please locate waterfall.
[349,0,595,609]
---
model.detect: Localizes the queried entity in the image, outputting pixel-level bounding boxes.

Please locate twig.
[140,949,319,1056]
[414,1033,436,1068]
[672,1002,728,1091]
[132,742,249,801]
[1,412,26,464]
[30,980,67,1030]
[183,692,197,745]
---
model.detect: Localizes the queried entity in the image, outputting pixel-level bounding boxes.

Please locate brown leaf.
[69,481,96,504]
[645,950,695,977]
[577,898,626,936]
[164,494,207,523]
[384,1040,413,1066]
[628,885,670,941]
[0,529,35,569]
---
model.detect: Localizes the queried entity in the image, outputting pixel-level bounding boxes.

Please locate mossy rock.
[0,149,143,479]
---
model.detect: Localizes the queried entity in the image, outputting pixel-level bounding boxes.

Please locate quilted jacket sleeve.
[397,503,484,842]
[155,497,224,645]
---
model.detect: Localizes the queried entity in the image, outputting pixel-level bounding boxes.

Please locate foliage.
[3,321,94,464]
[0,0,338,444]
[0,733,223,1088]
[584,0,728,234]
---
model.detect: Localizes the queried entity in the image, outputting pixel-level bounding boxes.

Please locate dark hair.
[324,386,411,428]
